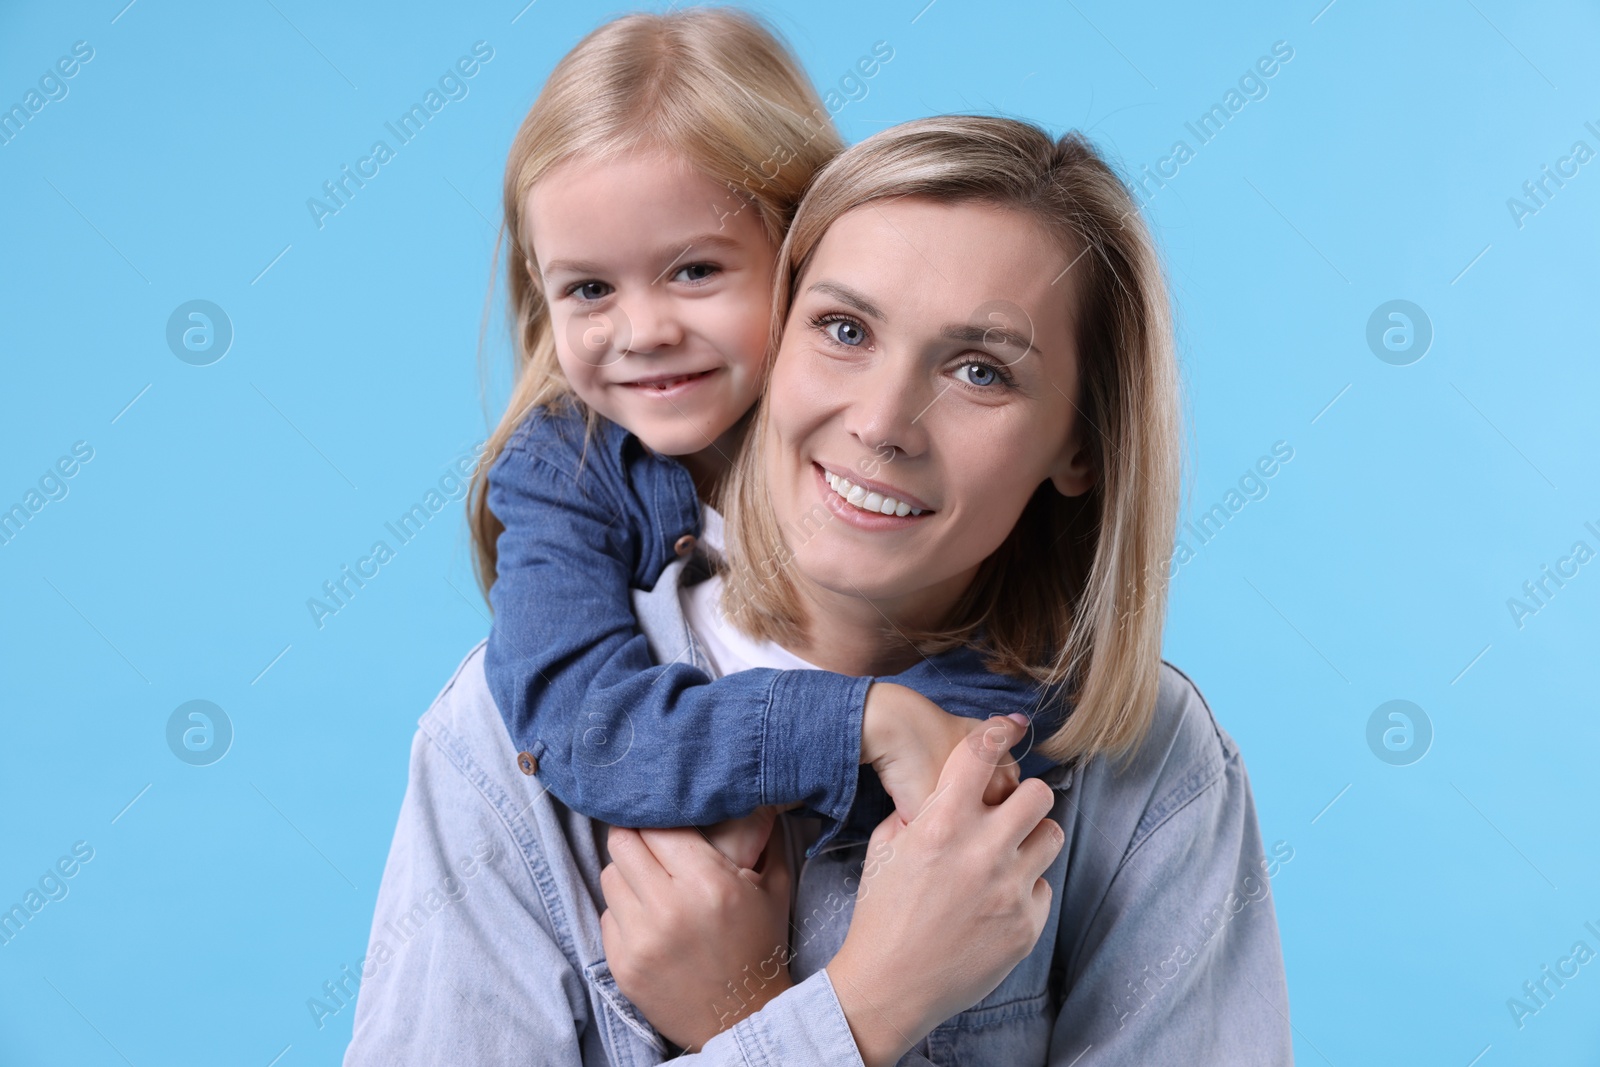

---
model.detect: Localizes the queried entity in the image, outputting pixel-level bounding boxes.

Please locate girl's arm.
[485,416,867,837]
[484,414,1040,847]
[345,647,922,1067]
[602,716,1057,1065]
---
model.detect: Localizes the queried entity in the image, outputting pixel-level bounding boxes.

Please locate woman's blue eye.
[955,360,1002,387]
[825,318,866,346]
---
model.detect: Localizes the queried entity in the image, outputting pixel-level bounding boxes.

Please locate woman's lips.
[812,462,931,530]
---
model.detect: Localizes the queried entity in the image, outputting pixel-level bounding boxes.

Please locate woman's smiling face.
[764,197,1096,619]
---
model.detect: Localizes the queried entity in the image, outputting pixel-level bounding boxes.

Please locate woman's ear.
[1049,431,1097,498]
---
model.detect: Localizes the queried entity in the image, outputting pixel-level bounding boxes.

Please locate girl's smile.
[524,151,778,466]
[619,367,722,398]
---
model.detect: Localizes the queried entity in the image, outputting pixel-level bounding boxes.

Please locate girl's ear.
[1049,430,1097,498]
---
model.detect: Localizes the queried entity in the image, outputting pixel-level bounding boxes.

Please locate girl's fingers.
[698,809,775,871]
[639,825,728,877]
[756,817,791,895]
[599,860,640,919]
[606,825,668,897]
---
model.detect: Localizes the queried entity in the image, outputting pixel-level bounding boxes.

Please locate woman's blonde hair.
[468,7,843,593]
[721,116,1182,765]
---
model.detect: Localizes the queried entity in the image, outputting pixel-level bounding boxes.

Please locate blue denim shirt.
[483,402,1065,852]
[345,555,1293,1065]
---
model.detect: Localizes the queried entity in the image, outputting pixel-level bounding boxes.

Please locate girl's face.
[764,198,1096,618]
[526,152,778,459]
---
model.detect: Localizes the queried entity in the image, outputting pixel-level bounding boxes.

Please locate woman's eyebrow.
[806,281,886,321]
[940,322,1040,358]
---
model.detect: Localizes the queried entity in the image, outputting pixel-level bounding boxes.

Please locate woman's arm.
[1043,730,1293,1064]
[343,718,594,1064]
[348,646,952,1066]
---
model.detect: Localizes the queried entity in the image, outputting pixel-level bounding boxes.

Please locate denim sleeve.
[1045,741,1294,1065]
[484,436,869,833]
[343,724,596,1065]
[672,970,880,1066]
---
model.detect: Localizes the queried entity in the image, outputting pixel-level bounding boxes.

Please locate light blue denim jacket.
[345,556,1294,1065]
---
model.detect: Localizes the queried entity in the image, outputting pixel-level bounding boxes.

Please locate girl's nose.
[616,289,684,355]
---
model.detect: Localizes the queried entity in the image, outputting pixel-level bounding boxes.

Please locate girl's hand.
[699,803,779,872]
[828,717,1063,1067]
[863,682,1028,823]
[600,814,794,1051]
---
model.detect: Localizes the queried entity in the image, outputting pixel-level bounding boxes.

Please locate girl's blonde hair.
[469,7,843,593]
[721,116,1182,765]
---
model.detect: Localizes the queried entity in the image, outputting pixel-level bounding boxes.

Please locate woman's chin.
[790,552,915,607]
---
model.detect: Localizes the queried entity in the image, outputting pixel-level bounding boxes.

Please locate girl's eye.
[953,359,1013,388]
[672,263,720,284]
[567,280,611,301]
[812,315,867,347]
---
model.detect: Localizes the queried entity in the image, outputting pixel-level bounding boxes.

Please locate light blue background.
[2,1,1597,1063]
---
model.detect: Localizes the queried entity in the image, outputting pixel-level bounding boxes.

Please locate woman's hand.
[600,810,794,1051]
[829,716,1063,1067]
[863,682,1028,822]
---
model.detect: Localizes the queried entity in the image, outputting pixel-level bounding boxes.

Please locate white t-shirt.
[680,505,824,675]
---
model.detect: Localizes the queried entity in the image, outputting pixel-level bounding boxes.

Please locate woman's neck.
[775,563,980,676]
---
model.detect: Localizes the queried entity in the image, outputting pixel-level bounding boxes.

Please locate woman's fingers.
[935,715,1029,810]
[980,759,1022,806]
[1017,813,1065,881]
[995,776,1058,849]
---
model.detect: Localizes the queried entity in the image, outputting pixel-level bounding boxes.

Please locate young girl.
[469,6,1049,870]
[345,116,1290,1064]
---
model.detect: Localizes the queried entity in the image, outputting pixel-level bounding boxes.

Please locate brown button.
[516,751,539,776]
[674,534,696,556]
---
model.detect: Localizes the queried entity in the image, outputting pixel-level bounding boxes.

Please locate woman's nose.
[846,358,931,459]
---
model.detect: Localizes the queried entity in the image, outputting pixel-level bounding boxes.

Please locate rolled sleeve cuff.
[721,970,866,1067]
[762,671,871,852]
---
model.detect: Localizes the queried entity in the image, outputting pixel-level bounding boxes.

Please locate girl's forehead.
[525,153,774,259]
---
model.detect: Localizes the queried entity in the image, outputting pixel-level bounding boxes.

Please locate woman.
[344,117,1292,1065]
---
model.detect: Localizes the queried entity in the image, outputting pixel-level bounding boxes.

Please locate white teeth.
[823,469,923,518]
